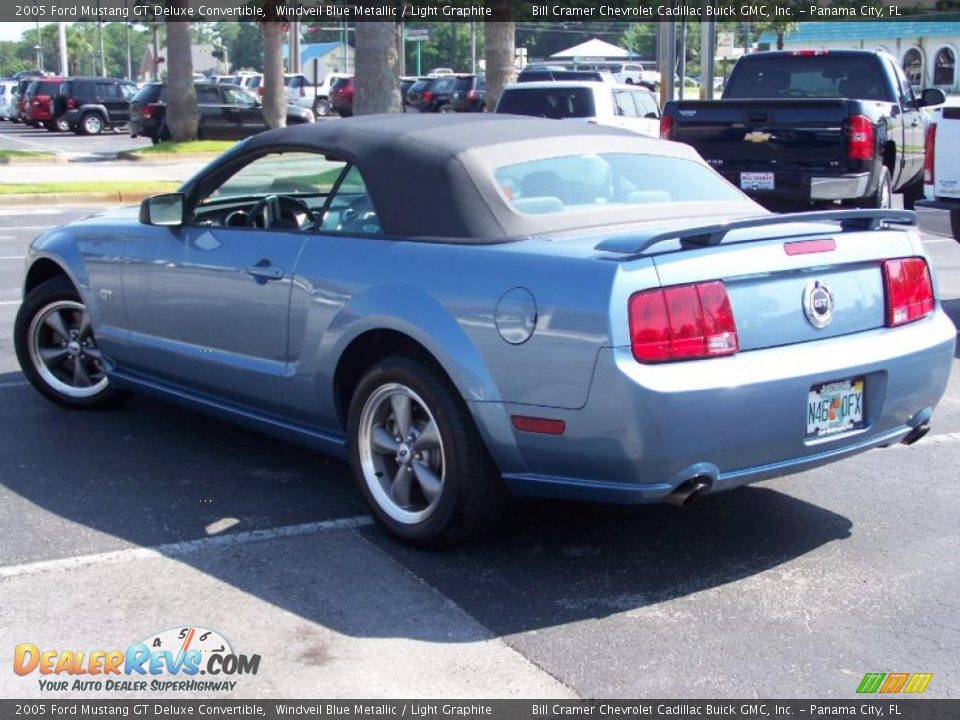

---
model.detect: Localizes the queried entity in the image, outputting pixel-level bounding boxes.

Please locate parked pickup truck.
[661,50,945,211]
[917,98,960,243]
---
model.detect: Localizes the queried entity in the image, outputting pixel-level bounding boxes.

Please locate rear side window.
[132,84,163,104]
[497,87,596,119]
[98,82,122,99]
[613,90,638,117]
[36,81,60,96]
[197,87,220,104]
[726,56,892,102]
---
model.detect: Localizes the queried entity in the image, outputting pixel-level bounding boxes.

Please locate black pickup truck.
[661,50,945,211]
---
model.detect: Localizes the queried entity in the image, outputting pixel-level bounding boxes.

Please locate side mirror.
[919,88,946,108]
[140,193,185,227]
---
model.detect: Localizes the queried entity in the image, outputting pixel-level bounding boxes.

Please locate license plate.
[806,378,865,438]
[740,172,774,190]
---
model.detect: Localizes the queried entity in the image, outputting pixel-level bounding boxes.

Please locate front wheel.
[80,112,104,135]
[347,356,507,546]
[14,276,126,409]
[313,98,330,117]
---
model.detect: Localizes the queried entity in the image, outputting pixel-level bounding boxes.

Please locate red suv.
[329,76,354,117]
[23,77,65,130]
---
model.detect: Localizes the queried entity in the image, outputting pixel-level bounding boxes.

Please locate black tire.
[951,210,960,245]
[80,112,104,136]
[313,98,330,117]
[901,175,924,211]
[347,356,507,546]
[857,167,892,209]
[14,276,127,410]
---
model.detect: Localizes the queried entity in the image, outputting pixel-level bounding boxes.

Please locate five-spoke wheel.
[15,276,125,409]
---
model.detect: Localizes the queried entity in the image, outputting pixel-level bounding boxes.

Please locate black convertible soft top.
[228,113,741,240]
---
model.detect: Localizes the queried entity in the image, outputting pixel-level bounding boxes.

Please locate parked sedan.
[129,82,313,143]
[14,115,955,546]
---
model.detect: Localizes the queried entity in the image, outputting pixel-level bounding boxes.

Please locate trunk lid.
[609,212,921,352]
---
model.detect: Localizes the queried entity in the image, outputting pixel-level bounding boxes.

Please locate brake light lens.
[422,90,433,102]
[789,49,829,57]
[848,114,875,160]
[142,103,159,119]
[466,89,477,100]
[924,123,936,185]
[659,113,674,140]
[629,280,739,363]
[882,258,934,327]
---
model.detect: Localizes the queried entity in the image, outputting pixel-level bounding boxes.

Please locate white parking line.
[0,133,55,152]
[0,300,21,305]
[0,255,25,260]
[0,515,374,579]
[0,380,28,388]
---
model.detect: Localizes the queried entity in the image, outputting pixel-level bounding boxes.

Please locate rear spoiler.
[596,209,916,259]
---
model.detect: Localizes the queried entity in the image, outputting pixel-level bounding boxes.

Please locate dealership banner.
[3,0,958,23]
[0,701,958,720]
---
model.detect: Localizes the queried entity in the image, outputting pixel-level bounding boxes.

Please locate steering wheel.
[337,196,380,234]
[249,195,316,230]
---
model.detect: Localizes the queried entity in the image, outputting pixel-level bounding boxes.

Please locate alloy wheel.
[27,300,108,399]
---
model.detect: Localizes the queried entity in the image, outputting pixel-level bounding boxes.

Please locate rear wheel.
[857,167,892,209]
[347,356,507,546]
[14,276,126,410]
[313,98,330,117]
[80,112,104,136]
[439,104,456,114]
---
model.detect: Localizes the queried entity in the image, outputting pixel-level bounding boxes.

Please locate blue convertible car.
[14,114,956,545]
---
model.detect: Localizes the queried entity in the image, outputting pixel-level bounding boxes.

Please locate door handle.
[246,264,284,282]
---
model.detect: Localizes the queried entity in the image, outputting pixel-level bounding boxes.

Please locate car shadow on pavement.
[1,370,852,640]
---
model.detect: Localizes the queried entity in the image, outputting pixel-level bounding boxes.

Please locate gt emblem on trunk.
[803,281,834,329]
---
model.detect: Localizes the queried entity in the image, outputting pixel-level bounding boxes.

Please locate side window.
[613,90,637,117]
[197,87,220,104]
[121,83,137,99]
[890,60,916,107]
[321,165,381,235]
[632,91,659,118]
[98,82,122,99]
[223,87,255,107]
[199,152,350,232]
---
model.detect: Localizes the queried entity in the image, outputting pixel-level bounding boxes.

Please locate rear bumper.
[719,169,873,205]
[479,310,956,503]
[810,173,870,200]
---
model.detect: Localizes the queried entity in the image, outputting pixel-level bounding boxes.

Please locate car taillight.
[882,258,934,327]
[789,49,829,57]
[848,114,874,160]
[924,123,936,185]
[659,114,674,140]
[628,280,738,363]
[258,86,263,97]
[142,103,158,119]
[422,90,433,102]
[66,97,76,110]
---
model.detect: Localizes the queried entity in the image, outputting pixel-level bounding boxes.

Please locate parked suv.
[496,82,661,138]
[22,77,65,130]
[328,76,354,117]
[58,77,138,134]
[445,74,485,113]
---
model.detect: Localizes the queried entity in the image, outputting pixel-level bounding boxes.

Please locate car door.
[121,150,340,410]
[196,85,230,139]
[221,85,264,138]
[889,59,924,187]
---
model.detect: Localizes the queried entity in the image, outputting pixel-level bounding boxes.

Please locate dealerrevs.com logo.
[14,626,261,693]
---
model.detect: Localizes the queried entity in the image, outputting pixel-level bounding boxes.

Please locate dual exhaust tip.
[666,421,931,507]
[665,475,713,507]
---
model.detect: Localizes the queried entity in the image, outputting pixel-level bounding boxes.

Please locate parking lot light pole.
[700,16,715,100]
[34,21,44,72]
[58,22,68,75]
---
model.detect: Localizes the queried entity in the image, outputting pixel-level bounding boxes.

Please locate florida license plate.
[740,172,774,190]
[806,378,865,438]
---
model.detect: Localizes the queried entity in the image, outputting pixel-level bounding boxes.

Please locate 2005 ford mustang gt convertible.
[14,114,956,545]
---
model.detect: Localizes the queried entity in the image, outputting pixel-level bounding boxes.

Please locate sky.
[0,22,40,43]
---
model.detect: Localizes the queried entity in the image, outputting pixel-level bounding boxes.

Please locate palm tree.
[165,15,197,141]
[354,22,401,115]
[261,3,287,129]
[484,21,515,111]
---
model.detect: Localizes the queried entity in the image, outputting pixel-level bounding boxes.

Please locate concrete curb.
[0,190,161,206]
[116,150,222,164]
[0,155,65,165]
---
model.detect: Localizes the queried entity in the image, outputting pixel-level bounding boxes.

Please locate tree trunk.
[165,18,197,142]
[354,23,401,115]
[261,21,286,129]
[484,22,515,112]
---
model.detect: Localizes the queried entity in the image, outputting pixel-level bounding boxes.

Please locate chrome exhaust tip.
[901,422,931,446]
[665,476,713,507]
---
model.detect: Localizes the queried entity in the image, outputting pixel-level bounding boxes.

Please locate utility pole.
[700,15,716,100]
[152,22,160,80]
[58,22,68,75]
[658,20,676,106]
[289,21,301,73]
[95,0,106,76]
[34,21,44,72]
[470,22,476,74]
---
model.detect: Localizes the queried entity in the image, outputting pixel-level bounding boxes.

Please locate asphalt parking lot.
[0,121,151,156]
[0,204,958,699]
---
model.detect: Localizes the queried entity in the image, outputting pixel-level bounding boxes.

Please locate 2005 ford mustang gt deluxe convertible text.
[14,114,956,545]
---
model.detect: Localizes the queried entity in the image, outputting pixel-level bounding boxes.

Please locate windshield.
[494,153,744,215]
